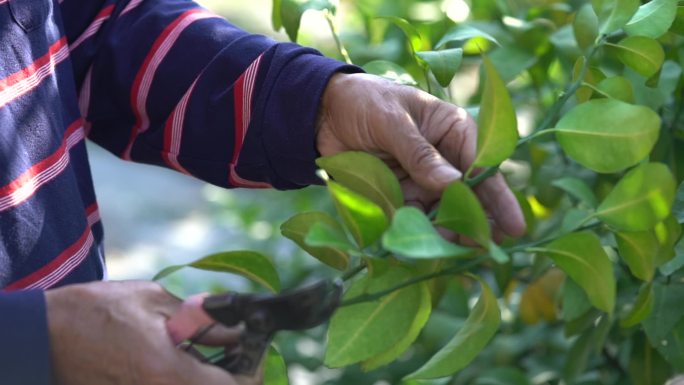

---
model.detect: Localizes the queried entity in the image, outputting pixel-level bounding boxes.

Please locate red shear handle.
[166,293,215,345]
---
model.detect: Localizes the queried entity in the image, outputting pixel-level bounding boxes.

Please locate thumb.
[392,132,462,192]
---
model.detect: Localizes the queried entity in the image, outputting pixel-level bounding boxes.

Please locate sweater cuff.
[0,290,52,385]
[257,49,363,189]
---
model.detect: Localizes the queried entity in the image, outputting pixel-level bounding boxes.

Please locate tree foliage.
[158,0,684,383]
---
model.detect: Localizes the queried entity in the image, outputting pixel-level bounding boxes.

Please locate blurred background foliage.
[92,0,684,384]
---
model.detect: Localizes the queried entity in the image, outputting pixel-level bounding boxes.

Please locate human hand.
[46,281,261,385]
[317,73,526,241]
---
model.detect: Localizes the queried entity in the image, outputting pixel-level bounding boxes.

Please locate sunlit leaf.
[435,181,491,247]
[471,56,518,169]
[383,207,473,259]
[599,0,639,34]
[596,163,676,231]
[272,0,283,30]
[596,76,635,103]
[317,152,403,218]
[153,251,281,293]
[654,215,682,267]
[613,36,665,78]
[435,24,500,49]
[530,232,615,313]
[325,267,428,367]
[405,278,500,380]
[624,0,678,39]
[378,16,423,53]
[363,60,418,86]
[281,212,350,270]
[620,283,654,328]
[552,177,597,208]
[573,4,599,51]
[328,181,388,248]
[361,281,431,371]
[416,49,464,87]
[555,99,660,173]
[615,231,658,281]
[264,347,289,385]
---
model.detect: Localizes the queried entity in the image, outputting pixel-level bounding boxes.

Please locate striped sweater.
[0,0,357,382]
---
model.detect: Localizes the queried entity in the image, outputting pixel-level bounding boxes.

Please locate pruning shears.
[166,279,343,375]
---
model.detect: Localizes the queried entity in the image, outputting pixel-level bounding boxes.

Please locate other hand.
[317,73,526,241]
[46,281,261,385]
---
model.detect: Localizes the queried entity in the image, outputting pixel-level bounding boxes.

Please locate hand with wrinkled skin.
[46,281,261,385]
[317,73,526,241]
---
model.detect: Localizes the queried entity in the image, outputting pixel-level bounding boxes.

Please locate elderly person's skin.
[46,73,526,385]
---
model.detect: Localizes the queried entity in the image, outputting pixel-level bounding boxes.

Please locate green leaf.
[671,6,684,35]
[624,0,679,39]
[620,283,654,328]
[561,278,592,321]
[551,177,597,208]
[615,231,658,281]
[328,181,389,248]
[562,315,611,381]
[473,367,531,385]
[596,163,676,231]
[316,152,403,217]
[530,232,616,313]
[281,212,350,271]
[655,317,684,371]
[406,278,500,380]
[189,251,281,293]
[435,24,500,49]
[416,49,464,87]
[599,0,640,34]
[628,332,672,385]
[613,36,665,78]
[264,347,289,385]
[383,207,473,259]
[674,181,684,224]
[654,215,682,267]
[362,60,418,86]
[272,0,283,30]
[280,0,336,42]
[305,222,358,254]
[659,236,684,276]
[642,282,684,342]
[488,45,538,85]
[559,208,592,235]
[596,76,635,103]
[435,181,491,246]
[378,16,423,53]
[488,242,510,264]
[154,251,281,293]
[573,4,599,51]
[325,267,428,367]
[361,281,431,371]
[471,56,519,169]
[555,99,660,173]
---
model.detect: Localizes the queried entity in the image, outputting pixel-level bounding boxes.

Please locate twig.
[323,10,353,65]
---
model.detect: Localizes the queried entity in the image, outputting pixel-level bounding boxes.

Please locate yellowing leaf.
[519,269,564,324]
[471,56,519,169]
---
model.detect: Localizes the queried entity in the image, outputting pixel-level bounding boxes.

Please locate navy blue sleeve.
[0,290,52,385]
[60,0,363,190]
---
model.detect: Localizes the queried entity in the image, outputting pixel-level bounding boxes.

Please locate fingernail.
[432,166,462,185]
